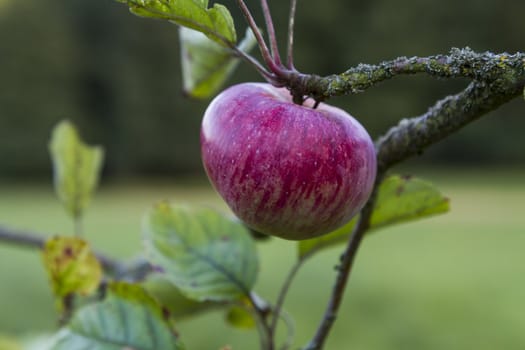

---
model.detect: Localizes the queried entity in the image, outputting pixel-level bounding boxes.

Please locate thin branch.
[249,292,274,350]
[260,0,282,66]
[277,309,296,350]
[269,257,305,337]
[0,225,150,280]
[286,0,297,69]
[0,226,44,249]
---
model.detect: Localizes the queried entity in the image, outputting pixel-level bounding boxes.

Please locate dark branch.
[376,79,523,172]
[303,185,378,350]
[0,225,151,281]
[0,226,44,249]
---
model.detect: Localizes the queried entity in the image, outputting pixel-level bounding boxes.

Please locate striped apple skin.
[201,83,376,240]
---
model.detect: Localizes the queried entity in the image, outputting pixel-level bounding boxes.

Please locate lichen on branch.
[290,47,525,101]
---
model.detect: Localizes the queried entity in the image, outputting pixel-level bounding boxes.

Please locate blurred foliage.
[0,0,523,179]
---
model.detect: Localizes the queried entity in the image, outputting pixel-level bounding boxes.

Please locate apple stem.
[235,0,282,75]
[260,0,282,67]
[286,0,298,70]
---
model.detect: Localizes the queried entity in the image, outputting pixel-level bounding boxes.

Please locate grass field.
[0,168,524,349]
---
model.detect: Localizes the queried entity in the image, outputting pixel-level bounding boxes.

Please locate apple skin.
[200,83,377,240]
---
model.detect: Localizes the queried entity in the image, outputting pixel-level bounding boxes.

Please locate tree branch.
[376,79,523,172]
[288,48,525,101]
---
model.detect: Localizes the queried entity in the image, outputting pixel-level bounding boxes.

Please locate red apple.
[200,83,377,240]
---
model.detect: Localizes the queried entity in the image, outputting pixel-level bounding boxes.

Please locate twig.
[277,309,296,350]
[0,226,44,249]
[269,257,305,338]
[249,292,274,350]
[0,225,150,281]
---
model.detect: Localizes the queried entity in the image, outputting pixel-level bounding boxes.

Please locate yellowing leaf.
[49,120,104,220]
[42,236,102,301]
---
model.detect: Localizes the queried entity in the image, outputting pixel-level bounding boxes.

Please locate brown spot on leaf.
[63,246,74,257]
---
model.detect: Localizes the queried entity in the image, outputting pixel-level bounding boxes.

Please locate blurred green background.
[0,0,524,349]
[0,0,524,178]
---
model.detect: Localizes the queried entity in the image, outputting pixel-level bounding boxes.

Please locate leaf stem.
[260,0,282,66]
[286,0,298,69]
[235,0,281,74]
[74,215,83,237]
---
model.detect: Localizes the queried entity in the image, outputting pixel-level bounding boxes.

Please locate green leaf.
[49,120,104,219]
[298,175,450,259]
[120,0,237,46]
[42,236,102,304]
[143,276,218,319]
[50,282,185,350]
[143,202,258,302]
[180,27,256,99]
